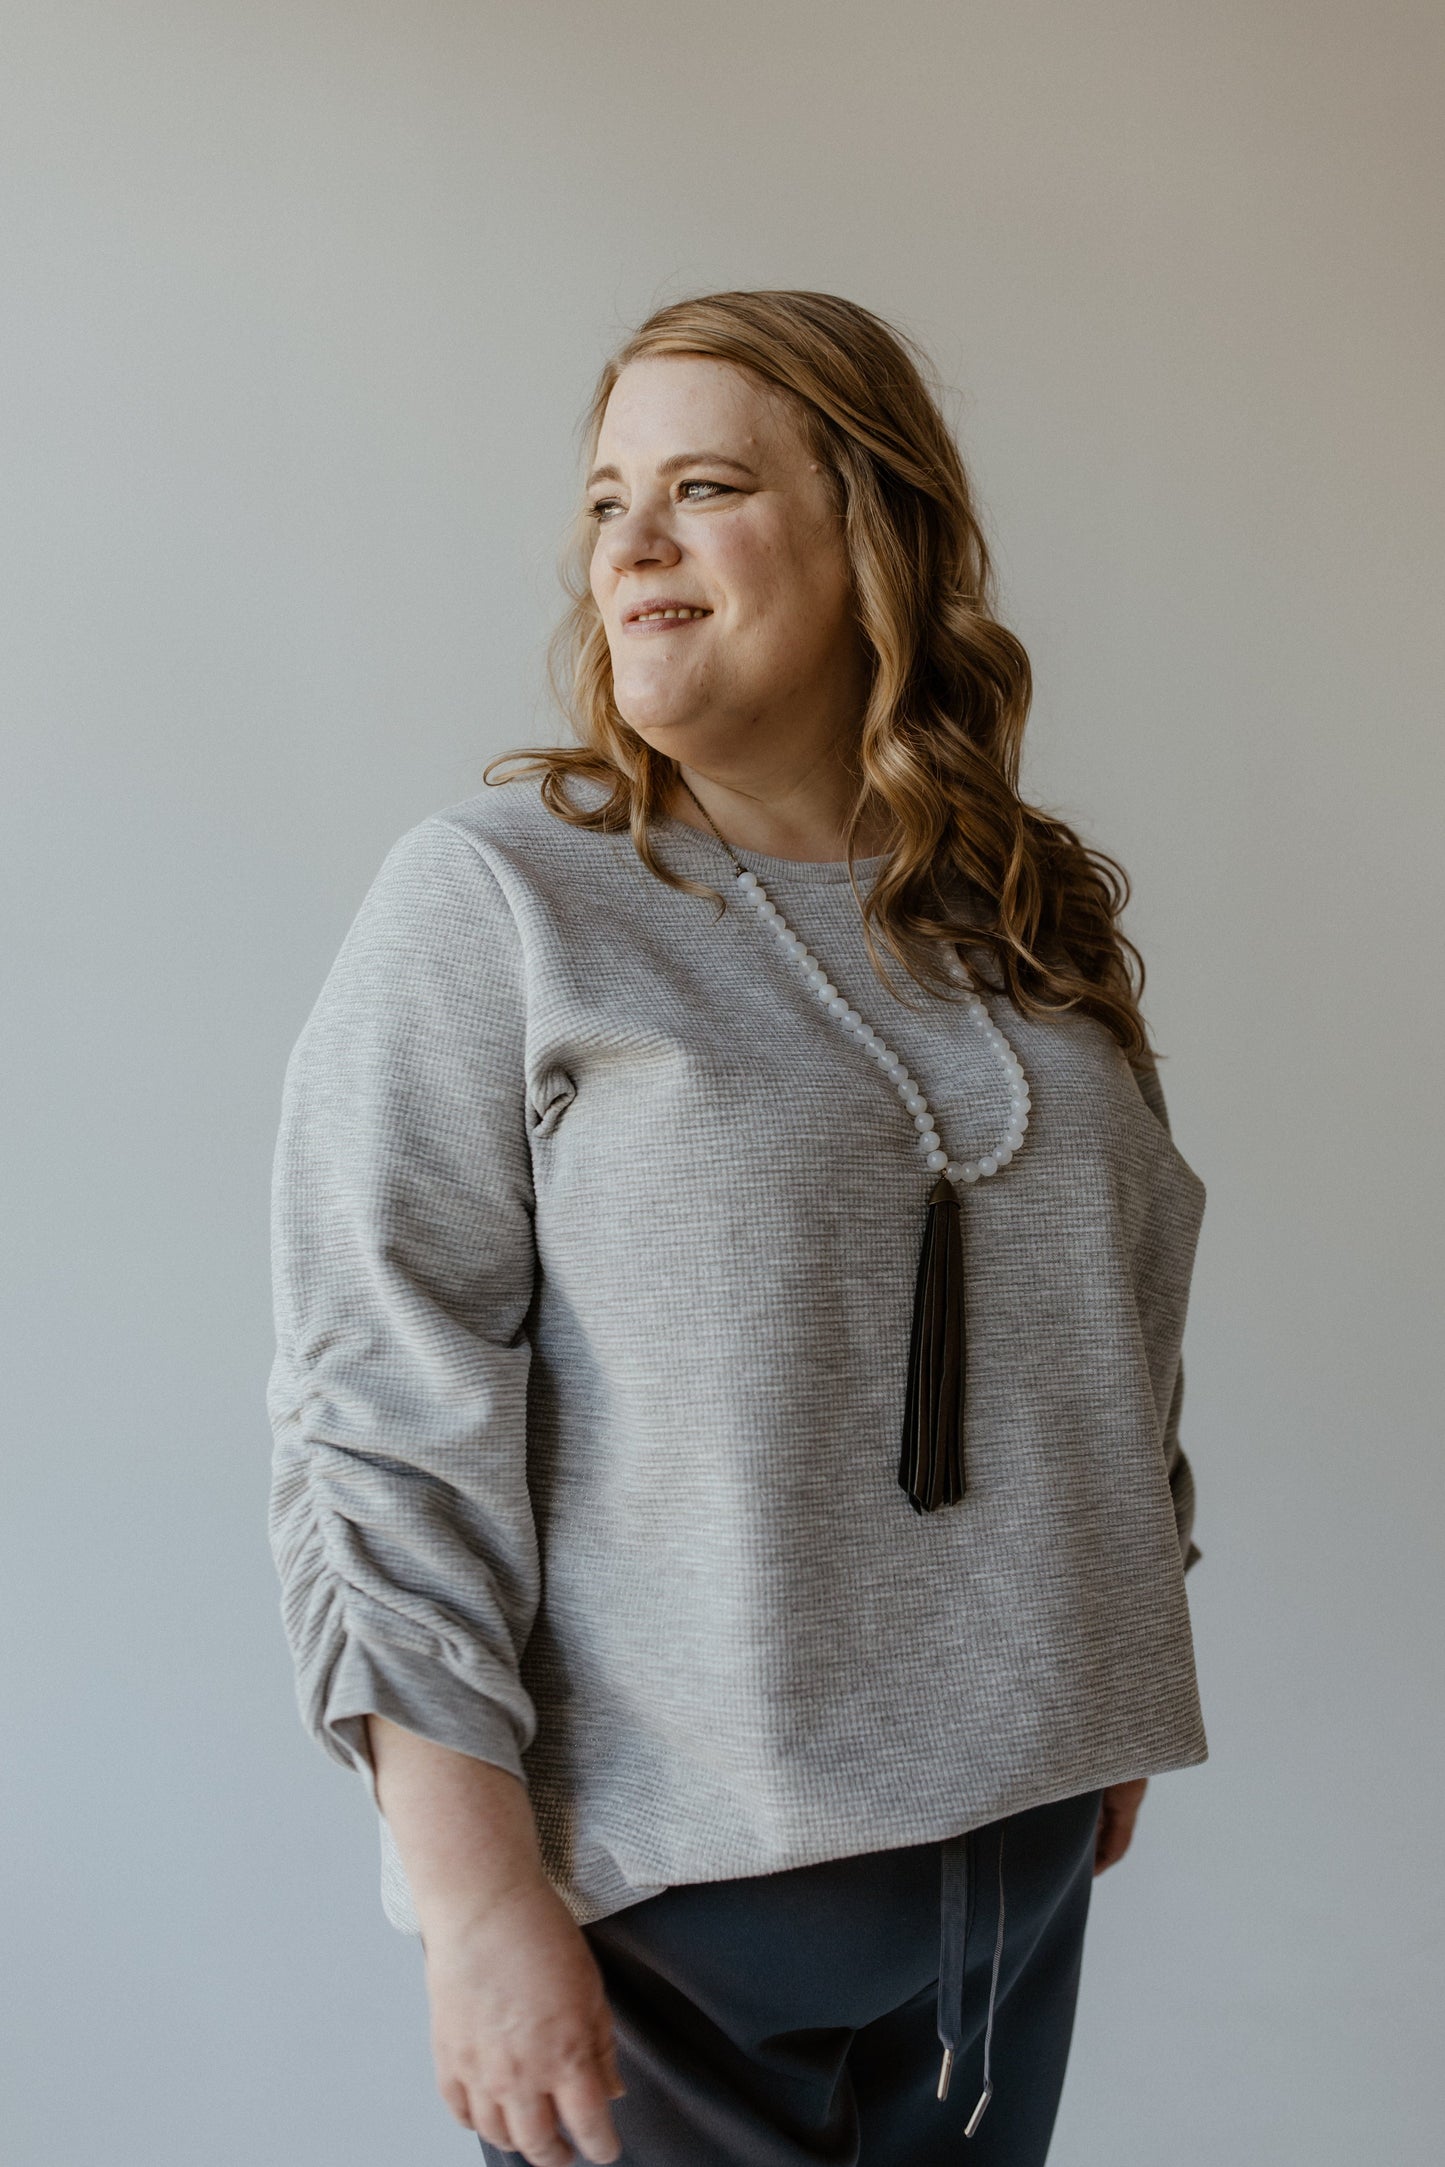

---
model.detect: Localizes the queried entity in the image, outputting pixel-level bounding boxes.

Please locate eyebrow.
[584,451,759,491]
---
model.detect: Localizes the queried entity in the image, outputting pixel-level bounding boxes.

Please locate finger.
[597,2031,627,2099]
[552,2066,624,2163]
[1098,1810,1135,1873]
[468,2095,515,2152]
[498,2092,576,2167]
[1094,1809,1123,1874]
[442,2077,476,2129]
[1092,1805,1111,1873]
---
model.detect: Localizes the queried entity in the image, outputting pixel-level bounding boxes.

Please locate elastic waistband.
[936,1822,1007,2139]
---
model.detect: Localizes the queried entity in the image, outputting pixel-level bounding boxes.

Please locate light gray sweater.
[266,771,1207,1935]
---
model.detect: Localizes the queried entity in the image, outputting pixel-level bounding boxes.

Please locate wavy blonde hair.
[485,288,1155,1065]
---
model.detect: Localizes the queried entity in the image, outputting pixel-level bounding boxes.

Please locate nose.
[598,499,682,577]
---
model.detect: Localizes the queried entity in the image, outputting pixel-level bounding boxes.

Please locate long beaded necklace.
[676,779,1033,1514]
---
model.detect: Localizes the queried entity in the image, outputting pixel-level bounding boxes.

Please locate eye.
[678,480,733,503]
[586,497,623,523]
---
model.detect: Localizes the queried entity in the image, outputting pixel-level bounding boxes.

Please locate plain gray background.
[4,3,1441,2162]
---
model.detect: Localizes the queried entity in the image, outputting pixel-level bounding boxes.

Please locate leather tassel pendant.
[898,1172,968,1513]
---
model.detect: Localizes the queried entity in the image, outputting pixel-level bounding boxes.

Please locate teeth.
[634,607,709,622]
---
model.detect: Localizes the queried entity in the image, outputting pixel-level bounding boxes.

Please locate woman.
[267,289,1207,2167]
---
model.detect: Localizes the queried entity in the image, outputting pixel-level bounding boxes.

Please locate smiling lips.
[622,602,713,632]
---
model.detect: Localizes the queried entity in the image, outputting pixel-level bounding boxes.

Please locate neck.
[664,762,894,865]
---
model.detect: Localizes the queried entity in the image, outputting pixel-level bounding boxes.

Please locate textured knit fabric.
[265,771,1208,1938]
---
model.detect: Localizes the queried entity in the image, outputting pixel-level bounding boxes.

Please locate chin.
[612,688,709,744]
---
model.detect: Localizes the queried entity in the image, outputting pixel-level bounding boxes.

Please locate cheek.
[738,498,845,599]
[707,521,795,622]
[732,530,848,646]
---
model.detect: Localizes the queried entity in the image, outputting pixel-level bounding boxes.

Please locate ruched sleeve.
[1131,1059,1204,1575]
[265,815,540,1819]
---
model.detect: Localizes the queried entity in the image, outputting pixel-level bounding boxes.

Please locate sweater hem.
[373,1723,1210,1937]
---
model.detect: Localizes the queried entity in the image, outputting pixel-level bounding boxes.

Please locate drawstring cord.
[936,1823,1008,2137]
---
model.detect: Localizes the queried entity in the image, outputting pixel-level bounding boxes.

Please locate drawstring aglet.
[938,2049,995,2132]
[964,2078,994,2137]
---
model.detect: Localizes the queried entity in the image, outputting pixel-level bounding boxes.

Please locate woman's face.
[586,355,866,763]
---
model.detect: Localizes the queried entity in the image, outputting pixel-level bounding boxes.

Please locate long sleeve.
[1158,1358,1202,1573]
[1131,1058,1204,1575]
[266,815,541,1815]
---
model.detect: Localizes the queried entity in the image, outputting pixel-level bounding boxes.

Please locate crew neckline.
[653,812,889,886]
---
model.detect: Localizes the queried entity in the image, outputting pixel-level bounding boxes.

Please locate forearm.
[363,1712,547,1945]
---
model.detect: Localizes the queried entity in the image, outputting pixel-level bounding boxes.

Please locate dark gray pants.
[481,1785,1103,2166]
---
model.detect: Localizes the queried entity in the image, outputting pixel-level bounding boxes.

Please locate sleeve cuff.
[322,1633,530,1818]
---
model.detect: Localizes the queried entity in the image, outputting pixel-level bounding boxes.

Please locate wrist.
[417,1867,558,1952]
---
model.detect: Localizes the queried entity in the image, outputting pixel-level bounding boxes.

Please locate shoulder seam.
[413,815,528,964]
[424,813,513,887]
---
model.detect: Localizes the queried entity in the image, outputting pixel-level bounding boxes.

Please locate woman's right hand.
[424,1875,627,2165]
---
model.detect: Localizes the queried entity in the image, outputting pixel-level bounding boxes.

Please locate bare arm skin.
[363,1714,625,2167]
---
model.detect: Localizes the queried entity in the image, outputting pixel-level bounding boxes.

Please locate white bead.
[729,881,1033,1181]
